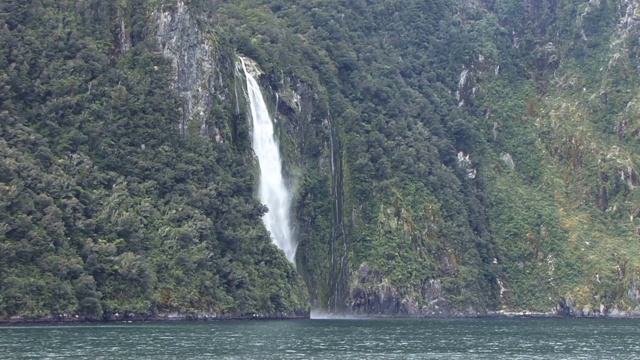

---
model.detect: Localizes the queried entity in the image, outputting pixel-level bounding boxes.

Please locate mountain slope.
[3,0,640,319]
[0,0,307,319]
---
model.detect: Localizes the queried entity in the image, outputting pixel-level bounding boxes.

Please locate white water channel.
[241,59,297,264]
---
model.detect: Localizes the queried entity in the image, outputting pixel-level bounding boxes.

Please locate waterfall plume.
[241,58,297,264]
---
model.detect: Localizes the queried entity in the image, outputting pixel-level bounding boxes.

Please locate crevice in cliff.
[327,116,350,312]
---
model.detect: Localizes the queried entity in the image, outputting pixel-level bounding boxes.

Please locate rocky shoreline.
[5,308,640,325]
[0,311,310,325]
[313,308,640,320]
[483,311,640,319]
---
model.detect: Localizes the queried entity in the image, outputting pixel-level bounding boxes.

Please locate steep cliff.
[4,0,640,320]
[216,0,640,316]
[0,0,308,320]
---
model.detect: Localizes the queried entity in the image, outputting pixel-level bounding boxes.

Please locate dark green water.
[1,318,639,359]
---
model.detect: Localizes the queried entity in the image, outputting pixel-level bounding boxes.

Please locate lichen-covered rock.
[153,1,228,139]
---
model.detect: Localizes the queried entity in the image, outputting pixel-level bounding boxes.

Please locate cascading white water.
[241,59,297,264]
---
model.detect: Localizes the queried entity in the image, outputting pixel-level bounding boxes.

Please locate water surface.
[1,318,638,359]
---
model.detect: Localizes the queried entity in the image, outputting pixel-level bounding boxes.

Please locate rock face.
[349,264,466,317]
[350,264,405,315]
[153,2,227,139]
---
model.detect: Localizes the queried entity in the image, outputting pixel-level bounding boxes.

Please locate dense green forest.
[0,0,307,318]
[2,0,640,319]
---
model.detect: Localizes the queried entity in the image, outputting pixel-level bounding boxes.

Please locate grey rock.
[153,2,226,139]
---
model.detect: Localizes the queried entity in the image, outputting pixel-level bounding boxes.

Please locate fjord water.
[2,318,640,359]
[242,60,296,264]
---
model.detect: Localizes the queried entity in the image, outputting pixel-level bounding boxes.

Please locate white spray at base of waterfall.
[241,59,297,264]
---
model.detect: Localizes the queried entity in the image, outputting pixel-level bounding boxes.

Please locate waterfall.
[241,59,297,264]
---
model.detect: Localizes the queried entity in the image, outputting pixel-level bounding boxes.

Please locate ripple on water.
[1,319,640,359]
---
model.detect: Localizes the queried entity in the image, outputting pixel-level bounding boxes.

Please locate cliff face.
[0,0,308,320]
[153,2,230,139]
[4,0,640,320]
[212,0,640,317]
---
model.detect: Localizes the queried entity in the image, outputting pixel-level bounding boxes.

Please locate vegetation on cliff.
[3,0,640,318]
[0,0,307,318]
[218,0,640,315]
